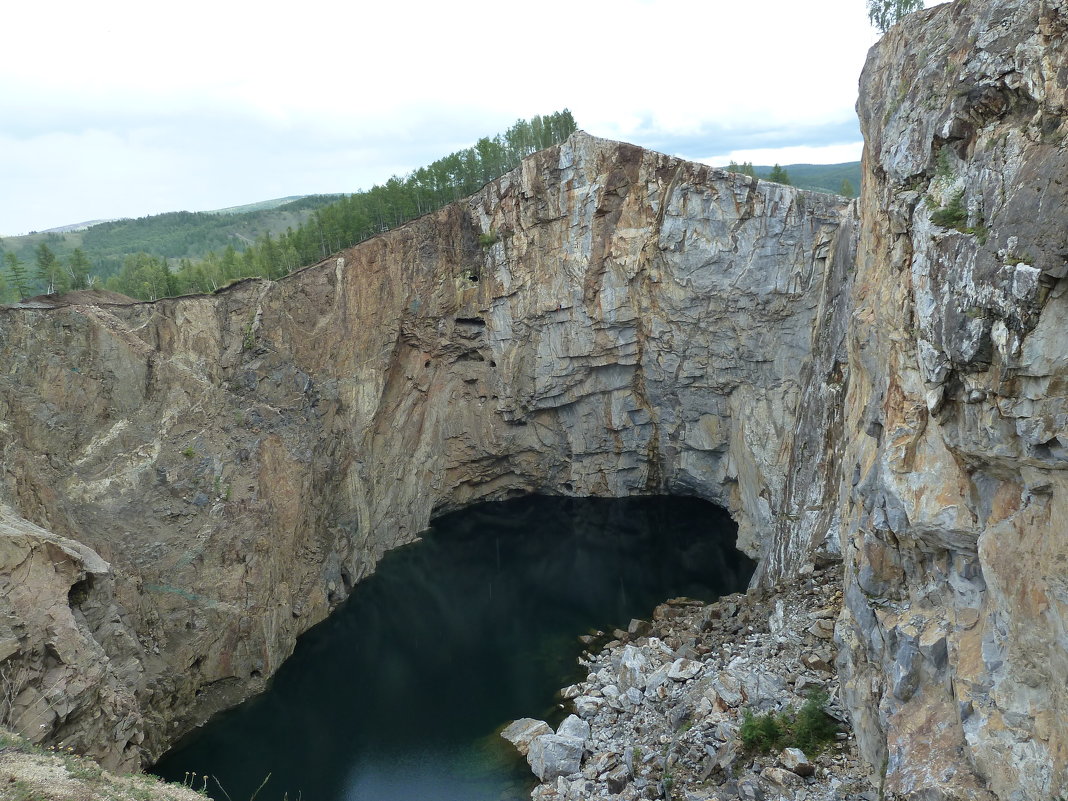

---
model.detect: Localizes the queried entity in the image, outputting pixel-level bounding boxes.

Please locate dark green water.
[153,495,753,801]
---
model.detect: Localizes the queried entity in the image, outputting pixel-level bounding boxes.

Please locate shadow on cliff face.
[153,495,753,801]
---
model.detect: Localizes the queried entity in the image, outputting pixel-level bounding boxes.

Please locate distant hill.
[1,134,858,305]
[751,162,861,197]
[205,196,321,216]
[23,197,319,237]
[40,219,119,234]
[0,195,343,281]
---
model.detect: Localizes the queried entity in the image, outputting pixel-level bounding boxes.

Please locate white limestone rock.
[501,718,553,756]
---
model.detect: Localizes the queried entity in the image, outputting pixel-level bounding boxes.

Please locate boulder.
[501,718,552,756]
[556,714,590,743]
[627,619,652,638]
[780,746,815,777]
[582,751,616,779]
[711,673,745,707]
[667,658,702,681]
[807,618,835,640]
[605,763,631,793]
[761,766,803,789]
[618,644,649,691]
[527,733,584,781]
[801,651,833,673]
[574,695,603,718]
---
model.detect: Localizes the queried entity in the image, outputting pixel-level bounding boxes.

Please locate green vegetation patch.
[931,190,967,230]
[1,111,577,303]
[739,690,839,755]
[723,162,862,197]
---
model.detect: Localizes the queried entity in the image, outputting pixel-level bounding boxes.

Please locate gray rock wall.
[0,133,852,768]
[839,0,1068,798]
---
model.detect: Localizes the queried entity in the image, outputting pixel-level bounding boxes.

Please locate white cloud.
[0,0,935,234]
[708,142,865,167]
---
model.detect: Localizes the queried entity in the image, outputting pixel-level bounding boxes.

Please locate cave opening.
[152,495,753,801]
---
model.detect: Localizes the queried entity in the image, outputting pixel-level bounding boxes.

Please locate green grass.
[64,756,104,781]
[935,146,954,179]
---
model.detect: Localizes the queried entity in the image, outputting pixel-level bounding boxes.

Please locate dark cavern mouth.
[152,495,754,801]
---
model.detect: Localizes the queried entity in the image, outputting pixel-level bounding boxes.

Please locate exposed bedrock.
[1,1,1066,795]
[840,0,1068,798]
[0,133,853,769]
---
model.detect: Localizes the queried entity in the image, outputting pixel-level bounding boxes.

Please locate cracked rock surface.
[841,0,1068,797]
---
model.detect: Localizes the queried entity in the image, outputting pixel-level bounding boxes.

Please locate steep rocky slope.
[839,0,1068,798]
[0,1,1065,797]
[0,134,852,770]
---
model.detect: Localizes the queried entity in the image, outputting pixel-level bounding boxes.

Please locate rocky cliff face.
[0,2,1065,797]
[839,0,1068,798]
[0,134,851,769]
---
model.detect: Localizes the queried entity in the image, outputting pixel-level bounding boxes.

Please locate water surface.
[154,495,753,801]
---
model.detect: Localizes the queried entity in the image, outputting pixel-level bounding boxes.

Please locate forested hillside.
[757,162,861,196]
[0,110,577,302]
[0,195,340,297]
[726,161,862,196]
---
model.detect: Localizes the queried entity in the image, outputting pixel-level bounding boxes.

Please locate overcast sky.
[0,0,935,236]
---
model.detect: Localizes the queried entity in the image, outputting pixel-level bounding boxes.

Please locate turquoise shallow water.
[153,495,754,801]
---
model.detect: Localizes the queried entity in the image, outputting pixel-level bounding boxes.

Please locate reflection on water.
[153,495,754,801]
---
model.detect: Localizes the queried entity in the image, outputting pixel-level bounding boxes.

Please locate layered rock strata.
[0,134,851,769]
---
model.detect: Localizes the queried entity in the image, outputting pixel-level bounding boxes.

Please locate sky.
[0,0,934,236]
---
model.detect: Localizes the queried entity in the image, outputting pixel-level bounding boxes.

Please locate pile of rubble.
[503,564,880,801]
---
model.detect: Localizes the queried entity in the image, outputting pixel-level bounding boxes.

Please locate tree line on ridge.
[0,111,577,302]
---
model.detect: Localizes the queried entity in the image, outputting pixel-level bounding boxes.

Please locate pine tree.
[867,0,924,32]
[106,253,172,300]
[67,248,92,290]
[726,161,757,178]
[65,110,580,301]
[767,164,792,186]
[219,244,241,281]
[4,252,31,300]
[839,179,857,198]
[36,243,66,294]
[256,232,281,279]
